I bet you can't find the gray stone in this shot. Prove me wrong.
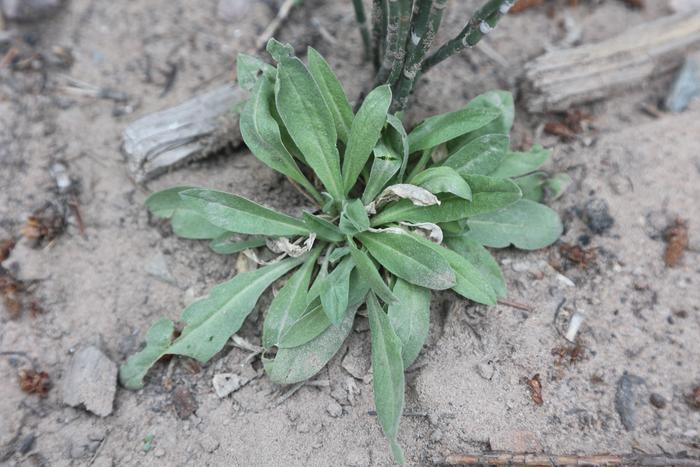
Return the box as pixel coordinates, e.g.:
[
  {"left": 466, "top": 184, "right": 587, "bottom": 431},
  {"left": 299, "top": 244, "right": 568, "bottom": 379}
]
[
  {"left": 665, "top": 53, "right": 700, "bottom": 113},
  {"left": 62, "top": 346, "right": 117, "bottom": 417},
  {"left": 326, "top": 400, "right": 343, "bottom": 418},
  {"left": 580, "top": 198, "right": 614, "bottom": 235},
  {"left": 614, "top": 372, "right": 647, "bottom": 431},
  {"left": 198, "top": 434, "right": 220, "bottom": 453},
  {"left": 216, "top": 0, "right": 252, "bottom": 22},
  {"left": 144, "top": 252, "right": 176, "bottom": 285},
  {"left": 212, "top": 373, "right": 243, "bottom": 398},
  {"left": 1, "top": 0, "right": 62, "bottom": 21}
]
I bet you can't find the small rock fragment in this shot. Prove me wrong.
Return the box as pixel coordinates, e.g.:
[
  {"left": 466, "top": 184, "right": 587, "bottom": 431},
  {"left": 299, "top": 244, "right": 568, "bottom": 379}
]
[
  {"left": 665, "top": 53, "right": 700, "bottom": 113},
  {"left": 199, "top": 434, "right": 220, "bottom": 453},
  {"left": 580, "top": 198, "right": 614, "bottom": 235},
  {"left": 17, "top": 433, "right": 36, "bottom": 455},
  {"left": 216, "top": 0, "right": 251, "bottom": 21},
  {"left": 145, "top": 252, "right": 176, "bottom": 285},
  {"left": 172, "top": 386, "right": 197, "bottom": 419},
  {"left": 326, "top": 400, "right": 343, "bottom": 418},
  {"left": 475, "top": 361, "right": 495, "bottom": 381},
  {"left": 212, "top": 373, "right": 243, "bottom": 398},
  {"left": 614, "top": 372, "right": 647, "bottom": 431},
  {"left": 1, "top": 0, "right": 63, "bottom": 21},
  {"left": 649, "top": 393, "right": 667, "bottom": 409},
  {"left": 430, "top": 429, "right": 443, "bottom": 443},
  {"left": 61, "top": 346, "right": 117, "bottom": 417}
]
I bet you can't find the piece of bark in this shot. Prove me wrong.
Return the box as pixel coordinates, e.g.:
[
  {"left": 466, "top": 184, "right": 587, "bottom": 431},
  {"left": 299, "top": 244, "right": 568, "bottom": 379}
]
[
  {"left": 522, "top": 12, "right": 700, "bottom": 112},
  {"left": 122, "top": 84, "right": 247, "bottom": 182}
]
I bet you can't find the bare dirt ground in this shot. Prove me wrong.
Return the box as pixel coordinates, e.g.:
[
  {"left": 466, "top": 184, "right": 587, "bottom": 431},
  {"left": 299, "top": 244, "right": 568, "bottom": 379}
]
[{"left": 1, "top": 1, "right": 699, "bottom": 466}]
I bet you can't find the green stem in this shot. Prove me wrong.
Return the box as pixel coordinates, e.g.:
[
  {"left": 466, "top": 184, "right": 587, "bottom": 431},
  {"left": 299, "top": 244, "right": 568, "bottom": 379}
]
[
  {"left": 392, "top": 0, "right": 447, "bottom": 111},
  {"left": 421, "top": 0, "right": 513, "bottom": 73},
  {"left": 374, "top": 0, "right": 413, "bottom": 88},
  {"left": 371, "top": 0, "right": 387, "bottom": 70},
  {"left": 352, "top": 0, "right": 373, "bottom": 62},
  {"left": 386, "top": 0, "right": 413, "bottom": 86}
]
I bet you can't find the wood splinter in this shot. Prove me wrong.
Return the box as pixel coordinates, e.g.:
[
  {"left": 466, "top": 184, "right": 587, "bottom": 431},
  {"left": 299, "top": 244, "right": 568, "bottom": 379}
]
[{"left": 442, "top": 452, "right": 700, "bottom": 466}]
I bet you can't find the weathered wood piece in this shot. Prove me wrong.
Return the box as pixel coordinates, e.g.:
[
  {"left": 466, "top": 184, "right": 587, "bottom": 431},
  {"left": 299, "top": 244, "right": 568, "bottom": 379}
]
[
  {"left": 522, "top": 12, "right": 700, "bottom": 112},
  {"left": 122, "top": 84, "right": 247, "bottom": 182}
]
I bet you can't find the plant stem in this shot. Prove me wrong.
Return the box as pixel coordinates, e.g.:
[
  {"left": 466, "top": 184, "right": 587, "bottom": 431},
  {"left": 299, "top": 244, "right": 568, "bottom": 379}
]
[
  {"left": 392, "top": 0, "right": 447, "bottom": 111},
  {"left": 386, "top": 0, "right": 413, "bottom": 86},
  {"left": 352, "top": 0, "right": 372, "bottom": 61},
  {"left": 373, "top": 0, "right": 406, "bottom": 88},
  {"left": 421, "top": 0, "right": 513, "bottom": 73},
  {"left": 371, "top": 0, "right": 387, "bottom": 70}
]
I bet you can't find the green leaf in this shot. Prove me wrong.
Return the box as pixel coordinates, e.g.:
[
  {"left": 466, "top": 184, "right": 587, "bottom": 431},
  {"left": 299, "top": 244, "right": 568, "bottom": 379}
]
[
  {"left": 319, "top": 256, "right": 355, "bottom": 325},
  {"left": 307, "top": 47, "right": 353, "bottom": 143},
  {"left": 358, "top": 231, "right": 456, "bottom": 290},
  {"left": 328, "top": 246, "right": 350, "bottom": 263},
  {"left": 445, "top": 235, "right": 506, "bottom": 298},
  {"left": 179, "top": 188, "right": 309, "bottom": 237},
  {"left": 275, "top": 56, "right": 344, "bottom": 200},
  {"left": 447, "top": 91, "right": 514, "bottom": 151},
  {"left": 367, "top": 293, "right": 406, "bottom": 465},
  {"left": 489, "top": 145, "right": 551, "bottom": 178},
  {"left": 348, "top": 242, "right": 397, "bottom": 304},
  {"left": 266, "top": 300, "right": 358, "bottom": 384},
  {"left": 342, "top": 84, "right": 392, "bottom": 193},
  {"left": 240, "top": 76, "right": 320, "bottom": 199},
  {"left": 362, "top": 139, "right": 402, "bottom": 204},
  {"left": 544, "top": 173, "right": 571, "bottom": 200},
  {"left": 339, "top": 199, "right": 371, "bottom": 235},
  {"left": 236, "top": 53, "right": 275, "bottom": 91},
  {"left": 145, "top": 186, "right": 193, "bottom": 218},
  {"left": 514, "top": 172, "right": 546, "bottom": 202},
  {"left": 266, "top": 38, "right": 294, "bottom": 62},
  {"left": 388, "top": 280, "right": 430, "bottom": 368},
  {"left": 119, "top": 318, "right": 175, "bottom": 389},
  {"left": 407, "top": 107, "right": 501, "bottom": 153},
  {"left": 466, "top": 199, "right": 563, "bottom": 250},
  {"left": 166, "top": 257, "right": 304, "bottom": 362},
  {"left": 371, "top": 176, "right": 521, "bottom": 226},
  {"left": 442, "top": 134, "right": 510, "bottom": 176},
  {"left": 385, "top": 113, "right": 409, "bottom": 181},
  {"left": 209, "top": 234, "right": 267, "bottom": 255},
  {"left": 408, "top": 166, "right": 472, "bottom": 200},
  {"left": 262, "top": 252, "right": 320, "bottom": 348},
  {"left": 302, "top": 212, "right": 344, "bottom": 242},
  {"left": 171, "top": 208, "right": 229, "bottom": 239}
]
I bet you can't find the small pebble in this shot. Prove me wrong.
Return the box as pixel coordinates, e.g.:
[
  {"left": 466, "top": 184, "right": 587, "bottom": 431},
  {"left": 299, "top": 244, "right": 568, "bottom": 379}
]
[
  {"left": 153, "top": 448, "right": 166, "bottom": 458},
  {"left": 326, "top": 400, "right": 343, "bottom": 418},
  {"left": 580, "top": 198, "right": 614, "bottom": 235},
  {"left": 649, "top": 393, "right": 667, "bottom": 409}
]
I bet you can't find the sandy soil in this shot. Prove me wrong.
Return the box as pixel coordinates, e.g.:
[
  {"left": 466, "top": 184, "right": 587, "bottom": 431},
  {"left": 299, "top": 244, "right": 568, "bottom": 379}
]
[{"left": 1, "top": 0, "right": 699, "bottom": 466}]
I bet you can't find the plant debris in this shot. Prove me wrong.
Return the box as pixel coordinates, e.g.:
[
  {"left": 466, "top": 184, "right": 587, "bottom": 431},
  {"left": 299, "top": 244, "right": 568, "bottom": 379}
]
[
  {"left": 510, "top": 0, "right": 545, "bottom": 14},
  {"left": 526, "top": 374, "right": 544, "bottom": 406},
  {"left": 0, "top": 238, "right": 15, "bottom": 262},
  {"left": 687, "top": 385, "right": 700, "bottom": 410},
  {"left": 18, "top": 368, "right": 51, "bottom": 396},
  {"left": 558, "top": 242, "right": 597, "bottom": 268},
  {"left": 21, "top": 203, "right": 66, "bottom": 247},
  {"left": 551, "top": 342, "right": 585, "bottom": 366},
  {"left": 664, "top": 218, "right": 688, "bottom": 267}
]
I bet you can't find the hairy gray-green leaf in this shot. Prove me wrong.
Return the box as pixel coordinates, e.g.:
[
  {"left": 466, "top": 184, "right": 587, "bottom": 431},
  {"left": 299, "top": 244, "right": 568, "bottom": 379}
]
[
  {"left": 544, "top": 173, "right": 572, "bottom": 200},
  {"left": 266, "top": 38, "right": 294, "bottom": 62},
  {"left": 386, "top": 114, "right": 409, "bottom": 181},
  {"left": 445, "top": 235, "right": 506, "bottom": 298},
  {"left": 146, "top": 188, "right": 226, "bottom": 239},
  {"left": 467, "top": 199, "right": 563, "bottom": 250},
  {"left": 237, "top": 53, "right": 275, "bottom": 91},
  {"left": 448, "top": 91, "right": 514, "bottom": 151},
  {"left": 179, "top": 188, "right": 309, "bottom": 237},
  {"left": 276, "top": 56, "right": 343, "bottom": 200},
  {"left": 358, "top": 231, "right": 456, "bottom": 290},
  {"left": 362, "top": 140, "right": 403, "bottom": 205},
  {"left": 407, "top": 107, "right": 501, "bottom": 153},
  {"left": 119, "top": 318, "right": 174, "bottom": 389},
  {"left": 443, "top": 134, "right": 509, "bottom": 176},
  {"left": 240, "top": 76, "right": 319, "bottom": 199},
  {"left": 209, "top": 235, "right": 267, "bottom": 255},
  {"left": 342, "top": 85, "right": 392, "bottom": 193},
  {"left": 348, "top": 242, "right": 397, "bottom": 304},
  {"left": 339, "top": 199, "right": 370, "bottom": 235},
  {"left": 307, "top": 47, "right": 353, "bottom": 144},
  {"left": 262, "top": 252, "right": 320, "bottom": 348},
  {"left": 165, "top": 257, "right": 304, "bottom": 362},
  {"left": 489, "top": 145, "right": 550, "bottom": 178},
  {"left": 302, "top": 212, "right": 344, "bottom": 242},
  {"left": 388, "top": 280, "right": 430, "bottom": 368},
  {"left": 367, "top": 293, "right": 406, "bottom": 465},
  {"left": 319, "top": 256, "right": 355, "bottom": 325},
  {"left": 514, "top": 172, "right": 547, "bottom": 202},
  {"left": 409, "top": 166, "right": 472, "bottom": 200}
]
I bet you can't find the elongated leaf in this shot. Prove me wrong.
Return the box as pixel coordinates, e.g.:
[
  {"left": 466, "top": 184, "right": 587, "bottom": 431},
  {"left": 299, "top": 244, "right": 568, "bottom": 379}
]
[
  {"left": 371, "top": 176, "right": 521, "bottom": 226},
  {"left": 407, "top": 107, "right": 501, "bottom": 153},
  {"left": 409, "top": 166, "right": 472, "bottom": 200},
  {"left": 240, "top": 77, "right": 319, "bottom": 198},
  {"left": 448, "top": 91, "right": 514, "bottom": 151},
  {"left": 209, "top": 235, "right": 267, "bottom": 255},
  {"left": 276, "top": 56, "right": 344, "bottom": 199},
  {"left": 342, "top": 85, "right": 392, "bottom": 193},
  {"left": 145, "top": 187, "right": 228, "bottom": 239},
  {"left": 166, "top": 257, "right": 304, "bottom": 362},
  {"left": 514, "top": 172, "right": 546, "bottom": 202},
  {"left": 266, "top": 38, "right": 294, "bottom": 62},
  {"left": 237, "top": 53, "right": 275, "bottom": 91},
  {"left": 119, "top": 318, "right": 175, "bottom": 389},
  {"left": 307, "top": 47, "right": 353, "bottom": 144},
  {"left": 358, "top": 231, "right": 456, "bottom": 290},
  {"left": 339, "top": 199, "right": 370, "bottom": 235},
  {"left": 367, "top": 293, "right": 406, "bottom": 465},
  {"left": 489, "top": 145, "right": 550, "bottom": 178},
  {"left": 362, "top": 140, "right": 402, "bottom": 204},
  {"left": 544, "top": 173, "right": 572, "bottom": 200},
  {"left": 445, "top": 235, "right": 506, "bottom": 298},
  {"left": 319, "top": 256, "right": 355, "bottom": 325},
  {"left": 385, "top": 114, "right": 409, "bottom": 181},
  {"left": 302, "top": 212, "right": 344, "bottom": 242},
  {"left": 146, "top": 186, "right": 194, "bottom": 218},
  {"left": 349, "top": 243, "right": 397, "bottom": 304},
  {"left": 262, "top": 252, "right": 320, "bottom": 348},
  {"left": 179, "top": 188, "right": 309, "bottom": 236},
  {"left": 443, "top": 134, "right": 509, "bottom": 176},
  {"left": 467, "top": 199, "right": 563, "bottom": 250},
  {"left": 266, "top": 301, "right": 358, "bottom": 384},
  {"left": 388, "top": 280, "right": 430, "bottom": 368}
]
